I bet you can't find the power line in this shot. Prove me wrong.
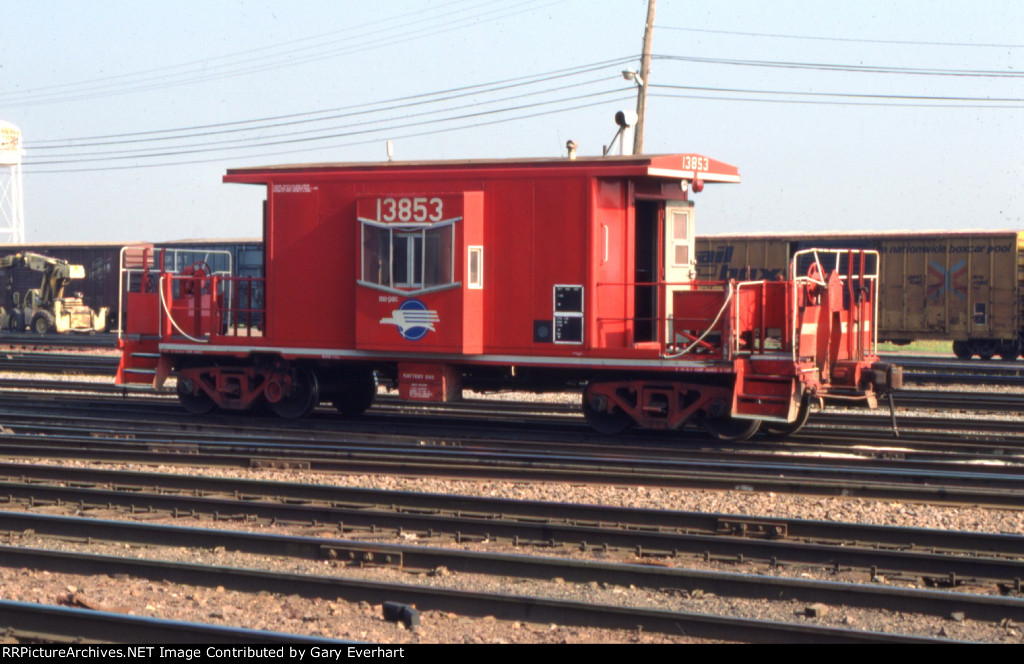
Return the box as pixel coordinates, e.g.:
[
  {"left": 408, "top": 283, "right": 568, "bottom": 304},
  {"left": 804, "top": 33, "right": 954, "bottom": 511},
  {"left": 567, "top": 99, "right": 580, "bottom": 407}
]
[
  {"left": 27, "top": 94, "right": 634, "bottom": 174},
  {"left": 652, "top": 82, "right": 1024, "bottom": 105},
  {"left": 1, "top": 0, "right": 563, "bottom": 108},
  {"left": 26, "top": 61, "right": 1018, "bottom": 169},
  {"left": 655, "top": 54, "right": 1024, "bottom": 78},
  {"left": 24, "top": 85, "right": 630, "bottom": 168},
  {"left": 29, "top": 57, "right": 634, "bottom": 147},
  {"left": 32, "top": 46, "right": 1012, "bottom": 152},
  {"left": 19, "top": 18, "right": 1020, "bottom": 172},
  {"left": 29, "top": 77, "right": 621, "bottom": 163},
  {"left": 660, "top": 25, "right": 1024, "bottom": 49},
  {"left": 652, "top": 90, "right": 1023, "bottom": 109}
]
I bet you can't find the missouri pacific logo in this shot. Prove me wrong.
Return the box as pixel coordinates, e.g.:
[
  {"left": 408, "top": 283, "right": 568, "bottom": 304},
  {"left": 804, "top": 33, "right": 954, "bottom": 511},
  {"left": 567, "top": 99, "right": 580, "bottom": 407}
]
[
  {"left": 380, "top": 299, "right": 440, "bottom": 341},
  {"left": 927, "top": 260, "right": 967, "bottom": 301}
]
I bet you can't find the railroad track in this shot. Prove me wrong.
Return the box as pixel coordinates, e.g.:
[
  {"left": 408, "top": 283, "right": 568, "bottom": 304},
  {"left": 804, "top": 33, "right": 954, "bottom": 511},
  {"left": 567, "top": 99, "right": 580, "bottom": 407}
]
[
  {"left": 3, "top": 347, "right": 1024, "bottom": 387},
  {"left": 0, "top": 351, "right": 119, "bottom": 375},
  {"left": 0, "top": 332, "right": 117, "bottom": 351},
  {"left": 18, "top": 510, "right": 1024, "bottom": 623},
  {"left": 0, "top": 511, "right": 982, "bottom": 644},
  {"left": 0, "top": 461, "right": 1015, "bottom": 640},
  {"left": 0, "top": 368, "right": 1021, "bottom": 454},
  {"left": 0, "top": 397, "right": 1022, "bottom": 508},
  {"left": 2, "top": 367, "right": 1024, "bottom": 442},
  {"left": 0, "top": 599, "right": 345, "bottom": 645},
  {"left": 7, "top": 349, "right": 1024, "bottom": 389},
  {"left": 2, "top": 464, "right": 1023, "bottom": 589},
  {"left": 0, "top": 353, "right": 1020, "bottom": 642},
  {"left": 886, "top": 355, "right": 1024, "bottom": 387}
]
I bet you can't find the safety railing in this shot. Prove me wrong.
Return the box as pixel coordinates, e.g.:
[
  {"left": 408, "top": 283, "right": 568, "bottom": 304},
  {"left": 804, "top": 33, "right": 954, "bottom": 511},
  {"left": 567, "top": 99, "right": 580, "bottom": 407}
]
[
  {"left": 118, "top": 246, "right": 265, "bottom": 341},
  {"left": 789, "top": 248, "right": 880, "bottom": 362},
  {"left": 594, "top": 247, "right": 880, "bottom": 364}
]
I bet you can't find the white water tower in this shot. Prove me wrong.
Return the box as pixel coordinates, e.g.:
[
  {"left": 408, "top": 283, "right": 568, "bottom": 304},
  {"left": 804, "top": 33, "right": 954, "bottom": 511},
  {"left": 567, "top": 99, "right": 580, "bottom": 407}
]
[{"left": 0, "top": 121, "right": 25, "bottom": 244}]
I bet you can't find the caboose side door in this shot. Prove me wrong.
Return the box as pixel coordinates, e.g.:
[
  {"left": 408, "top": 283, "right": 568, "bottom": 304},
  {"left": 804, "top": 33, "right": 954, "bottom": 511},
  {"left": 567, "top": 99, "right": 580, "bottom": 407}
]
[
  {"left": 633, "top": 200, "right": 660, "bottom": 343},
  {"left": 633, "top": 199, "right": 695, "bottom": 346},
  {"left": 662, "top": 202, "right": 695, "bottom": 345}
]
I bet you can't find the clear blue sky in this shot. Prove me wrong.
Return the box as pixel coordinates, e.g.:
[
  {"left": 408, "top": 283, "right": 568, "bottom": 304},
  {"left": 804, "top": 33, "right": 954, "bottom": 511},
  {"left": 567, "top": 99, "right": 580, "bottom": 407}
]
[{"left": 1, "top": 0, "right": 1021, "bottom": 242}]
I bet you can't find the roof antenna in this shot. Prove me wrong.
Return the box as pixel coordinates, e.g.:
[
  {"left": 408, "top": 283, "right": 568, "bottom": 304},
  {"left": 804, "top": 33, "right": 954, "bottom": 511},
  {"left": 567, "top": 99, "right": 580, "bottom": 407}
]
[{"left": 386, "top": 140, "right": 394, "bottom": 162}]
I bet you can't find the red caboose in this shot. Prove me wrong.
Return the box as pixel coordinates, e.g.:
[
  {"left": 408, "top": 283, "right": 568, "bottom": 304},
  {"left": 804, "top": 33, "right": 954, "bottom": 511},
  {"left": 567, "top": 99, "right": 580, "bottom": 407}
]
[{"left": 117, "top": 154, "right": 900, "bottom": 440}]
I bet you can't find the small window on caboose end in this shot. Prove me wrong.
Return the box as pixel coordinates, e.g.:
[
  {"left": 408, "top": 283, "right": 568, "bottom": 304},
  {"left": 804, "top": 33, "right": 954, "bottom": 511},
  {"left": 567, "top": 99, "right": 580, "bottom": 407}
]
[
  {"left": 670, "top": 209, "right": 693, "bottom": 267},
  {"left": 468, "top": 246, "right": 483, "bottom": 289}
]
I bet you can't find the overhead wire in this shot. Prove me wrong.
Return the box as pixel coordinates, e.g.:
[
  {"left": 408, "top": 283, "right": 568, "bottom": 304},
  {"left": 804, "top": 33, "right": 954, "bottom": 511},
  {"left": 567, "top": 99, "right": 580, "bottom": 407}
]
[
  {"left": 29, "top": 92, "right": 636, "bottom": 173},
  {"left": 650, "top": 82, "right": 1024, "bottom": 107},
  {"left": 1, "top": 0, "right": 562, "bottom": 108},
  {"left": 24, "top": 54, "right": 638, "bottom": 169},
  {"left": 659, "top": 25, "right": 1024, "bottom": 49},
  {"left": 654, "top": 54, "right": 1024, "bottom": 78},
  {"left": 19, "top": 12, "right": 1021, "bottom": 172},
  {"left": 30, "top": 57, "right": 635, "bottom": 149},
  {"left": 32, "top": 47, "right": 1015, "bottom": 155},
  {"left": 650, "top": 90, "right": 1024, "bottom": 110},
  {"left": 28, "top": 77, "right": 626, "bottom": 164}
]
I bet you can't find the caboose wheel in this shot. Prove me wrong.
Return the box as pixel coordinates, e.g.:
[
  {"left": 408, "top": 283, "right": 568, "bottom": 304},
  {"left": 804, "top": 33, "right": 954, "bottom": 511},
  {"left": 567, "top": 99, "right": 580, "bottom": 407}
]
[
  {"left": 332, "top": 368, "right": 377, "bottom": 417},
  {"left": 582, "top": 390, "right": 633, "bottom": 435},
  {"left": 270, "top": 366, "right": 320, "bottom": 419},
  {"left": 760, "top": 396, "right": 811, "bottom": 439},
  {"left": 177, "top": 378, "right": 216, "bottom": 415},
  {"left": 703, "top": 416, "right": 761, "bottom": 442}
]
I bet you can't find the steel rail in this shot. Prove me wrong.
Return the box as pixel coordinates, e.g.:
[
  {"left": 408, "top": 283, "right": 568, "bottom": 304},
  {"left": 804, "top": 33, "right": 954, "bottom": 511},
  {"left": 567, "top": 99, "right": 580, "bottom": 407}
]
[
  {"left": 4, "top": 374, "right": 1024, "bottom": 445},
  {"left": 0, "top": 544, "right": 951, "bottom": 644},
  {"left": 4, "top": 354, "right": 1024, "bottom": 431},
  {"left": 1, "top": 409, "right": 1024, "bottom": 508},
  {"left": 0, "top": 331, "right": 117, "bottom": 349},
  {"left": 3, "top": 389, "right": 1024, "bottom": 466},
  {"left": 7, "top": 510, "right": 1024, "bottom": 625},
  {"left": 1, "top": 469, "right": 1023, "bottom": 586},
  {"left": 0, "top": 599, "right": 348, "bottom": 644},
  {"left": 2, "top": 462, "right": 1021, "bottom": 558},
  {"left": 2, "top": 435, "right": 1024, "bottom": 509},
  {"left": 0, "top": 352, "right": 118, "bottom": 375},
  {"left": 0, "top": 387, "right": 1021, "bottom": 470},
  {"left": 3, "top": 404, "right": 1024, "bottom": 477}
]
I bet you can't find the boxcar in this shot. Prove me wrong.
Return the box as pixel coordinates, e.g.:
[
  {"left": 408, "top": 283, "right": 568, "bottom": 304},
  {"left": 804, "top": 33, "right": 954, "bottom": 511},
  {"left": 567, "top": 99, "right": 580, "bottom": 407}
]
[{"left": 697, "top": 230, "right": 1024, "bottom": 360}]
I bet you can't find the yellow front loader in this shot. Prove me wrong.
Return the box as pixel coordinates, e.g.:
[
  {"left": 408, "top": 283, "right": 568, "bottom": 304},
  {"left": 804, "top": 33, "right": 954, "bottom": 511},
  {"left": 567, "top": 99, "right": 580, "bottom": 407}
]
[{"left": 0, "top": 252, "right": 108, "bottom": 334}]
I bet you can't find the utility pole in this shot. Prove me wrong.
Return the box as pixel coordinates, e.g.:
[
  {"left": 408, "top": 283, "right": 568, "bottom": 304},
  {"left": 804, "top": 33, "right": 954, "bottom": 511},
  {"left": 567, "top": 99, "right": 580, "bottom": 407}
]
[{"left": 633, "top": 0, "right": 656, "bottom": 155}]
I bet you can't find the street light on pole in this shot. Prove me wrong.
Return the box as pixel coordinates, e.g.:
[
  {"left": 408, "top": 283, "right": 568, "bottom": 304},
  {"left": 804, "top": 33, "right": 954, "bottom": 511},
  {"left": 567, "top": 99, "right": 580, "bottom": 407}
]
[
  {"left": 622, "top": 69, "right": 644, "bottom": 88},
  {"left": 621, "top": 69, "right": 645, "bottom": 156}
]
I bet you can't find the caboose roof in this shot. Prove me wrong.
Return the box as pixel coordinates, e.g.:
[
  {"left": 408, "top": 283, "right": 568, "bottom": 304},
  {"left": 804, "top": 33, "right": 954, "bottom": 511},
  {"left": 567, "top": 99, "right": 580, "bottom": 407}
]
[{"left": 223, "top": 153, "right": 740, "bottom": 185}]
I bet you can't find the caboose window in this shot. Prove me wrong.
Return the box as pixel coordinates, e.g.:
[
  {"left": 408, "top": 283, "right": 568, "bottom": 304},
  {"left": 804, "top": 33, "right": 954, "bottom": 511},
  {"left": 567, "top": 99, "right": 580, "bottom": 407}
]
[
  {"left": 423, "top": 225, "right": 453, "bottom": 288},
  {"left": 670, "top": 209, "right": 693, "bottom": 268},
  {"left": 362, "top": 226, "right": 391, "bottom": 285},
  {"left": 360, "top": 220, "right": 456, "bottom": 294},
  {"left": 468, "top": 246, "right": 483, "bottom": 289},
  {"left": 393, "top": 233, "right": 422, "bottom": 287}
]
